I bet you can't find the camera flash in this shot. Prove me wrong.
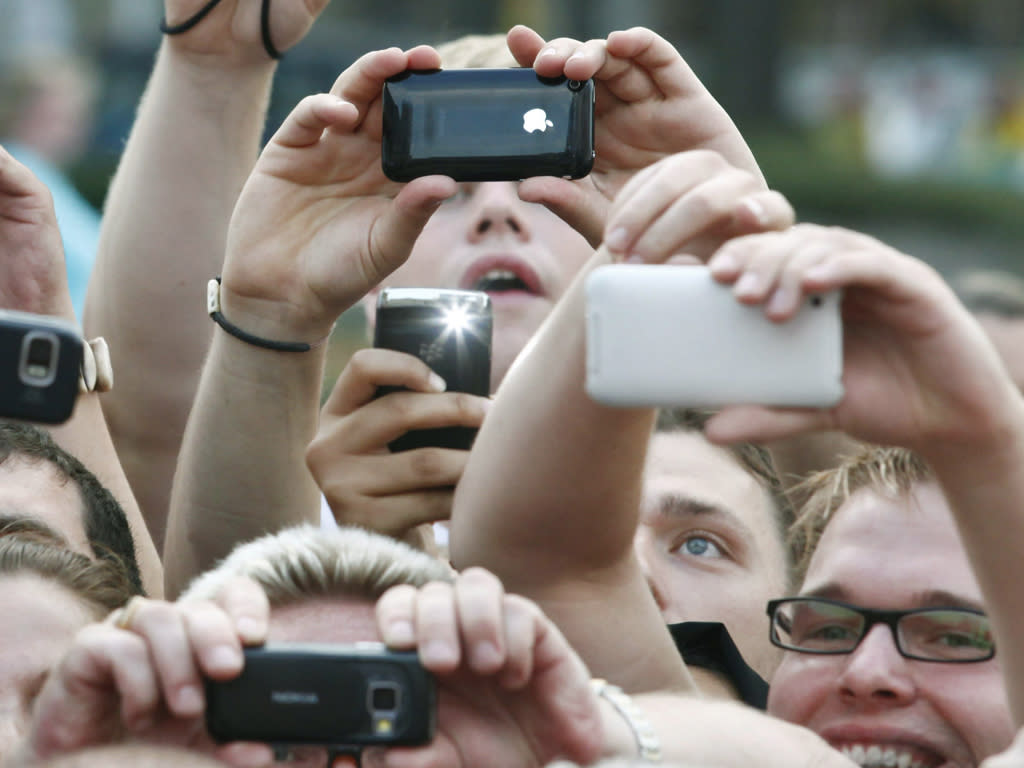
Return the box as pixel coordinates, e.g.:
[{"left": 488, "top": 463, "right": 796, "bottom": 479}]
[
  {"left": 374, "top": 718, "right": 394, "bottom": 735},
  {"left": 443, "top": 305, "right": 471, "bottom": 333}
]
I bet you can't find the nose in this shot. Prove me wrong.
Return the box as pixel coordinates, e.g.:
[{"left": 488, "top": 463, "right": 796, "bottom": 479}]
[
  {"left": 836, "top": 624, "right": 918, "bottom": 706},
  {"left": 465, "top": 182, "right": 532, "bottom": 243}
]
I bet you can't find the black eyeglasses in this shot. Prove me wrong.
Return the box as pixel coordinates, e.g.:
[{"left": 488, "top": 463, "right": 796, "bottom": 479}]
[{"left": 766, "top": 596, "right": 995, "bottom": 663}]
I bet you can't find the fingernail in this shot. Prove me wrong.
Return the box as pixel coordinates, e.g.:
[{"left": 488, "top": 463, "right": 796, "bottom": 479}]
[
  {"left": 567, "top": 51, "right": 585, "bottom": 63},
  {"left": 734, "top": 272, "right": 761, "bottom": 296},
  {"left": 742, "top": 198, "right": 766, "bottom": 225},
  {"left": 625, "top": 253, "right": 645, "bottom": 265},
  {"left": 387, "top": 620, "right": 415, "bottom": 647},
  {"left": 176, "top": 684, "right": 204, "bottom": 715},
  {"left": 471, "top": 641, "right": 502, "bottom": 670},
  {"left": 710, "top": 252, "right": 737, "bottom": 273},
  {"left": 428, "top": 372, "right": 447, "bottom": 393},
  {"left": 538, "top": 46, "right": 557, "bottom": 59},
  {"left": 767, "top": 285, "right": 795, "bottom": 315},
  {"left": 421, "top": 640, "right": 457, "bottom": 668},
  {"left": 236, "top": 617, "right": 263, "bottom": 643},
  {"left": 208, "top": 645, "right": 243, "bottom": 673},
  {"left": 605, "top": 227, "right": 630, "bottom": 252}
]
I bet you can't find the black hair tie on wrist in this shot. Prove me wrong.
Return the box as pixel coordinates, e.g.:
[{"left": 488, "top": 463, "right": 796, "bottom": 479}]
[{"left": 160, "top": 0, "right": 282, "bottom": 60}]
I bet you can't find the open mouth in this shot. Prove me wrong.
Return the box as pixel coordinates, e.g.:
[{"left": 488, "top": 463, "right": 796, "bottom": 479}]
[
  {"left": 836, "top": 743, "right": 945, "bottom": 768},
  {"left": 471, "top": 269, "right": 533, "bottom": 294}
]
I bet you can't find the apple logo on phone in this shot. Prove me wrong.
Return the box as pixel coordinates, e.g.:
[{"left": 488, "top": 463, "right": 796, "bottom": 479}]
[{"left": 523, "top": 108, "right": 554, "bottom": 134}]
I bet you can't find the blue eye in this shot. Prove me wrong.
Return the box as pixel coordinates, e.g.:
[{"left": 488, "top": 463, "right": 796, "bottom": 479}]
[{"left": 681, "top": 536, "right": 723, "bottom": 558}]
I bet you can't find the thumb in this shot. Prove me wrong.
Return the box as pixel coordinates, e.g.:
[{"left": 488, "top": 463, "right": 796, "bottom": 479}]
[
  {"left": 367, "top": 176, "right": 457, "bottom": 275},
  {"left": 518, "top": 177, "right": 605, "bottom": 249}
]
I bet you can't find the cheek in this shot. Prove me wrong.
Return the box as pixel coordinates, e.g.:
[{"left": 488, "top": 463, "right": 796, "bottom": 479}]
[
  {"left": 767, "top": 655, "right": 832, "bottom": 725},
  {"left": 931, "top": 667, "right": 1015, "bottom": 759}
]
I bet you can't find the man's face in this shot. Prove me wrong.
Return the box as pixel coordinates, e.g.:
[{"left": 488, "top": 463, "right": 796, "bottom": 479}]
[
  {"left": 634, "top": 430, "right": 789, "bottom": 681},
  {"left": 368, "top": 181, "right": 594, "bottom": 391},
  {"left": 767, "top": 482, "right": 1014, "bottom": 768},
  {"left": 0, "top": 575, "right": 97, "bottom": 760},
  {"left": 0, "top": 459, "right": 89, "bottom": 556}
]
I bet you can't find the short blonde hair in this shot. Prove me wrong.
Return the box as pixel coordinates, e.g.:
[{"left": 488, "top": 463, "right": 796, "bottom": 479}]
[
  {"left": 436, "top": 33, "right": 517, "bottom": 69},
  {"left": 788, "top": 446, "right": 933, "bottom": 584},
  {"left": 180, "top": 524, "right": 454, "bottom": 607}
]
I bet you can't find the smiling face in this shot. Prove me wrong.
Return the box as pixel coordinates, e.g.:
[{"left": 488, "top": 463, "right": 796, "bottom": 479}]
[
  {"left": 634, "top": 430, "right": 790, "bottom": 681},
  {"left": 367, "top": 181, "right": 594, "bottom": 391},
  {"left": 766, "top": 482, "right": 1014, "bottom": 768}
]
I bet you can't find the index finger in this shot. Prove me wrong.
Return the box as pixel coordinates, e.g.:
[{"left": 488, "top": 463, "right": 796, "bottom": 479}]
[
  {"left": 599, "top": 27, "right": 696, "bottom": 102},
  {"left": 199, "top": 577, "right": 271, "bottom": 647},
  {"left": 322, "top": 347, "right": 447, "bottom": 417}
]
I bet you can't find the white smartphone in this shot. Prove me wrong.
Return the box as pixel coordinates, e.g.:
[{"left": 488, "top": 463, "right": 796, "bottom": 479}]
[{"left": 584, "top": 264, "right": 844, "bottom": 408}]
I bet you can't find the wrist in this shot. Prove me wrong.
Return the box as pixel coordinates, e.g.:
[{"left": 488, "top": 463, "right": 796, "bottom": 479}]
[
  {"left": 592, "top": 679, "right": 661, "bottom": 762},
  {"left": 213, "top": 276, "right": 337, "bottom": 352},
  {"left": 158, "top": 40, "right": 276, "bottom": 108}
]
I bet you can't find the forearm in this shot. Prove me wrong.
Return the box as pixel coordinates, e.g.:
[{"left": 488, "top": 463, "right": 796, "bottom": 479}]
[
  {"left": 163, "top": 331, "right": 323, "bottom": 597},
  {"left": 628, "top": 693, "right": 856, "bottom": 767},
  {"left": 922, "top": 398, "right": 1024, "bottom": 725},
  {"left": 451, "top": 247, "right": 654, "bottom": 584},
  {"left": 84, "top": 41, "right": 276, "bottom": 549},
  {"left": 450, "top": 250, "right": 688, "bottom": 692}
]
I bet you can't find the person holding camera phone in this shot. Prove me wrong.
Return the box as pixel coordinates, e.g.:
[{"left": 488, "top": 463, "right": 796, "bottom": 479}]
[
  {"left": 0, "top": 144, "right": 163, "bottom": 596},
  {"left": 14, "top": 523, "right": 855, "bottom": 768},
  {"left": 450, "top": 148, "right": 1024, "bottom": 763},
  {"left": 162, "top": 23, "right": 768, "bottom": 596},
  {"left": 83, "top": 0, "right": 333, "bottom": 560}
]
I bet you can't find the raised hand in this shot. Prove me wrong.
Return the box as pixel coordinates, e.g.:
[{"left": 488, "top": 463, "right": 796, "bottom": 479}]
[
  {"left": 373, "top": 568, "right": 605, "bottom": 768},
  {"left": 161, "top": 0, "right": 332, "bottom": 64},
  {"left": 0, "top": 145, "right": 74, "bottom": 318},
  {"left": 702, "top": 223, "right": 1020, "bottom": 456},
  {"left": 15, "top": 579, "right": 271, "bottom": 766},
  {"left": 219, "top": 46, "right": 459, "bottom": 344},
  {"left": 307, "top": 348, "right": 490, "bottom": 538},
  {"left": 507, "top": 25, "right": 763, "bottom": 249}
]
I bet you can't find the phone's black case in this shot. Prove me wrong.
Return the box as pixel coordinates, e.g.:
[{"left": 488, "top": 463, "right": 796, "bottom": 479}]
[
  {"left": 0, "top": 311, "right": 82, "bottom": 424},
  {"left": 205, "top": 646, "right": 436, "bottom": 747},
  {"left": 374, "top": 289, "right": 492, "bottom": 453},
  {"left": 382, "top": 68, "right": 595, "bottom": 182}
]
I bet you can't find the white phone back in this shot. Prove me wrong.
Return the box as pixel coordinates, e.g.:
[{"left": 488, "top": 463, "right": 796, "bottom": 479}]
[{"left": 584, "top": 264, "right": 844, "bottom": 408}]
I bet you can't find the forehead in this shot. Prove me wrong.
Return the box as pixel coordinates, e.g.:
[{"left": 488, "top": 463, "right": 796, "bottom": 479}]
[
  {"left": 0, "top": 459, "right": 88, "bottom": 555},
  {"left": 0, "top": 574, "right": 95, "bottom": 667},
  {"left": 643, "top": 431, "right": 777, "bottom": 531},
  {"left": 802, "top": 481, "right": 982, "bottom": 608},
  {"left": 268, "top": 596, "right": 381, "bottom": 645}
]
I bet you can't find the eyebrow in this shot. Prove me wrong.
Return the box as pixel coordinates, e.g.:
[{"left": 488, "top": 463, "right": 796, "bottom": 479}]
[
  {"left": 801, "top": 583, "right": 986, "bottom": 613},
  {"left": 652, "top": 492, "right": 755, "bottom": 541}
]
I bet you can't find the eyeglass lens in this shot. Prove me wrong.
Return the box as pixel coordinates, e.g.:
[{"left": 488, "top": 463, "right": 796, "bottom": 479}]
[{"left": 772, "top": 599, "right": 993, "bottom": 661}]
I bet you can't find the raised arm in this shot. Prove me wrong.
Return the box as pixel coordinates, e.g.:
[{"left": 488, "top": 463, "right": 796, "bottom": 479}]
[
  {"left": 83, "top": 0, "right": 331, "bottom": 551},
  {"left": 0, "top": 145, "right": 162, "bottom": 595},
  {"left": 450, "top": 151, "right": 793, "bottom": 693},
  {"left": 699, "top": 224, "right": 1024, "bottom": 725},
  {"left": 163, "top": 46, "right": 460, "bottom": 596}
]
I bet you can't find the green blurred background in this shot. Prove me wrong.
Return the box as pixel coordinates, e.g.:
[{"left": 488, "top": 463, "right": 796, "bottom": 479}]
[{"left": 6, "top": 0, "right": 1024, "bottom": 384}]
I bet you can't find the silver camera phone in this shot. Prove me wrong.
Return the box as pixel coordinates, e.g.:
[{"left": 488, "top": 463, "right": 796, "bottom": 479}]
[{"left": 584, "top": 264, "right": 844, "bottom": 408}]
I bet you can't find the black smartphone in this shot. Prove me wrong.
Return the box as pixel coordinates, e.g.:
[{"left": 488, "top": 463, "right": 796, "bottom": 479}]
[
  {"left": 373, "top": 288, "right": 492, "bottom": 453},
  {"left": 381, "top": 68, "right": 595, "bottom": 182},
  {"left": 205, "top": 644, "right": 436, "bottom": 748},
  {"left": 0, "top": 309, "right": 82, "bottom": 424}
]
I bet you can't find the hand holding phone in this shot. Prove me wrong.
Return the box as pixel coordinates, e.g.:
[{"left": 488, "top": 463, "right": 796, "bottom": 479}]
[
  {"left": 205, "top": 644, "right": 435, "bottom": 749},
  {"left": 381, "top": 68, "right": 595, "bottom": 182},
  {"left": 373, "top": 288, "right": 492, "bottom": 452},
  {"left": 585, "top": 265, "right": 843, "bottom": 408}
]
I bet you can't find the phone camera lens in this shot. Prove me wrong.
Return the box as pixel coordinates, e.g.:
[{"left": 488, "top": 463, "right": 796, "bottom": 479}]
[
  {"left": 20, "top": 332, "right": 57, "bottom": 385},
  {"left": 568, "top": 79, "right": 584, "bottom": 92},
  {"left": 370, "top": 682, "right": 399, "bottom": 712}
]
